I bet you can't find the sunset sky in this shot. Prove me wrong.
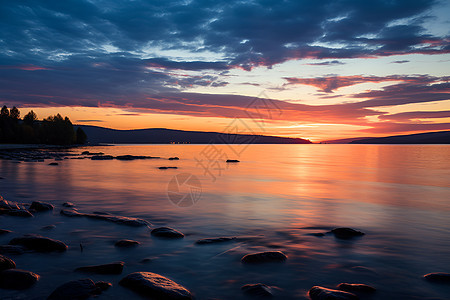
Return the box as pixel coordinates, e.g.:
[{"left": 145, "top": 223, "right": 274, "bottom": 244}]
[{"left": 1, "top": 0, "right": 449, "bottom": 141}]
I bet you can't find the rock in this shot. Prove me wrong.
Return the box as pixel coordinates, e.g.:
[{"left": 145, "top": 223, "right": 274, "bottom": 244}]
[
  {"left": 151, "top": 227, "right": 184, "bottom": 238},
  {"left": 196, "top": 237, "right": 236, "bottom": 245},
  {"left": 338, "top": 283, "right": 376, "bottom": 293},
  {"left": 95, "top": 281, "right": 112, "bottom": 291},
  {"left": 159, "top": 166, "right": 178, "bottom": 170},
  {"left": 30, "top": 201, "right": 54, "bottom": 212},
  {"left": 0, "top": 196, "right": 33, "bottom": 217},
  {"left": 75, "top": 262, "right": 124, "bottom": 274},
  {"left": 41, "top": 225, "right": 56, "bottom": 230},
  {"left": 60, "top": 209, "right": 150, "bottom": 227},
  {"left": 0, "top": 229, "right": 12, "bottom": 235},
  {"left": 91, "top": 155, "right": 114, "bottom": 160},
  {"left": 169, "top": 157, "right": 179, "bottom": 160},
  {"left": 62, "top": 202, "right": 74, "bottom": 207},
  {"left": 308, "top": 233, "right": 325, "bottom": 237},
  {"left": 0, "top": 254, "right": 16, "bottom": 271},
  {"left": 48, "top": 162, "right": 59, "bottom": 166},
  {"left": 423, "top": 272, "right": 450, "bottom": 283},
  {"left": 331, "top": 228, "right": 365, "bottom": 239},
  {"left": 9, "top": 234, "right": 68, "bottom": 252},
  {"left": 47, "top": 278, "right": 108, "bottom": 299},
  {"left": 241, "top": 251, "right": 287, "bottom": 264},
  {"left": 241, "top": 283, "right": 273, "bottom": 297},
  {"left": 308, "top": 286, "right": 358, "bottom": 300},
  {"left": 115, "top": 239, "right": 140, "bottom": 247},
  {"left": 0, "top": 269, "right": 39, "bottom": 290},
  {"left": 119, "top": 271, "right": 192, "bottom": 300},
  {"left": 81, "top": 151, "right": 90, "bottom": 155},
  {"left": 226, "top": 159, "right": 240, "bottom": 163},
  {"left": 0, "top": 245, "right": 27, "bottom": 255},
  {"left": 4, "top": 209, "right": 34, "bottom": 217}
]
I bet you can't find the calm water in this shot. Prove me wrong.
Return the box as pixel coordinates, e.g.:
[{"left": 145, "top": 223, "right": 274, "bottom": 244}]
[{"left": 0, "top": 144, "right": 449, "bottom": 299}]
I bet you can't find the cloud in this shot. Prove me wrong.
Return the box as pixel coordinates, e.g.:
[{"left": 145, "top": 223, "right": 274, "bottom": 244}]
[
  {"left": 76, "top": 120, "right": 104, "bottom": 123},
  {"left": 391, "top": 60, "right": 410, "bottom": 64},
  {"left": 378, "top": 111, "right": 450, "bottom": 121},
  {"left": 306, "top": 60, "right": 345, "bottom": 66}
]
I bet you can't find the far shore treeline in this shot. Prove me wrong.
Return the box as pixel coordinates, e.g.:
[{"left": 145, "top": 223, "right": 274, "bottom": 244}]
[{"left": 0, "top": 105, "right": 87, "bottom": 145}]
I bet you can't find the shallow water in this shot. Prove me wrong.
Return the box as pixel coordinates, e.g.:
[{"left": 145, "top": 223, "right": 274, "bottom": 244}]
[{"left": 0, "top": 144, "right": 449, "bottom": 299}]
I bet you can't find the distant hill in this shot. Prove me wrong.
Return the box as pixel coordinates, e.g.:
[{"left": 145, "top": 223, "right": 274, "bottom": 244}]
[
  {"left": 321, "top": 137, "right": 371, "bottom": 144},
  {"left": 76, "top": 125, "right": 312, "bottom": 144},
  {"left": 350, "top": 131, "right": 450, "bottom": 144}
]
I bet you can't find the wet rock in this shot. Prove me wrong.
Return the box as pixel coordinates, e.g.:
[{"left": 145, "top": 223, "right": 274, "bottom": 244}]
[
  {"left": 9, "top": 234, "right": 68, "bottom": 252},
  {"left": 0, "top": 229, "right": 12, "bottom": 235},
  {"left": 91, "top": 155, "right": 114, "bottom": 160},
  {"left": 115, "top": 155, "right": 155, "bottom": 160},
  {"left": 60, "top": 209, "right": 150, "bottom": 227},
  {"left": 241, "top": 283, "right": 273, "bottom": 297},
  {"left": 226, "top": 159, "right": 240, "bottom": 163},
  {"left": 169, "top": 157, "right": 179, "bottom": 160},
  {"left": 81, "top": 151, "right": 90, "bottom": 155},
  {"left": 241, "top": 251, "right": 287, "bottom": 264},
  {"left": 0, "top": 245, "right": 27, "bottom": 255},
  {"left": 309, "top": 233, "right": 325, "bottom": 237},
  {"left": 0, "top": 254, "right": 15, "bottom": 271},
  {"left": 159, "top": 166, "right": 178, "bottom": 170},
  {"left": 62, "top": 202, "right": 74, "bottom": 207},
  {"left": 338, "top": 283, "right": 376, "bottom": 293},
  {"left": 196, "top": 237, "right": 236, "bottom": 245},
  {"left": 151, "top": 227, "right": 184, "bottom": 238},
  {"left": 95, "top": 281, "right": 112, "bottom": 291},
  {"left": 331, "top": 228, "right": 365, "bottom": 239},
  {"left": 48, "top": 162, "right": 59, "bottom": 166},
  {"left": 308, "top": 286, "right": 358, "bottom": 300},
  {"left": 75, "top": 262, "right": 124, "bottom": 274},
  {"left": 424, "top": 273, "right": 450, "bottom": 283},
  {"left": 47, "top": 278, "right": 108, "bottom": 299},
  {"left": 0, "top": 197, "right": 33, "bottom": 217},
  {"left": 115, "top": 239, "right": 140, "bottom": 247},
  {"left": 119, "top": 271, "right": 192, "bottom": 300},
  {"left": 30, "top": 201, "right": 54, "bottom": 212},
  {"left": 0, "top": 269, "right": 39, "bottom": 290}
]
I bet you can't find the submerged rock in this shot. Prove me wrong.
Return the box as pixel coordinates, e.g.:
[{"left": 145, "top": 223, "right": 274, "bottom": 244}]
[
  {"left": 0, "top": 229, "right": 12, "bottom": 235},
  {"left": 424, "top": 272, "right": 450, "bottom": 283},
  {"left": 41, "top": 225, "right": 56, "bottom": 231},
  {"left": 9, "top": 234, "right": 68, "bottom": 252},
  {"left": 30, "top": 201, "right": 54, "bottom": 212},
  {"left": 62, "top": 202, "right": 74, "bottom": 207},
  {"left": 241, "top": 283, "right": 274, "bottom": 297},
  {"left": 60, "top": 209, "right": 150, "bottom": 227},
  {"left": 0, "top": 245, "right": 27, "bottom": 255},
  {"left": 75, "top": 262, "right": 124, "bottom": 274},
  {"left": 91, "top": 155, "right": 114, "bottom": 160},
  {"left": 0, "top": 269, "right": 39, "bottom": 290},
  {"left": 115, "top": 239, "right": 140, "bottom": 247},
  {"left": 241, "top": 251, "right": 287, "bottom": 264},
  {"left": 159, "top": 166, "right": 178, "bottom": 170},
  {"left": 151, "top": 227, "right": 184, "bottom": 238},
  {"left": 47, "top": 278, "right": 109, "bottom": 299},
  {"left": 196, "top": 237, "right": 236, "bottom": 245},
  {"left": 309, "top": 286, "right": 358, "bottom": 300},
  {"left": 330, "top": 228, "right": 365, "bottom": 239},
  {"left": 0, "top": 254, "right": 16, "bottom": 271},
  {"left": 119, "top": 271, "right": 192, "bottom": 300},
  {"left": 169, "top": 157, "right": 179, "bottom": 160},
  {"left": 338, "top": 283, "right": 376, "bottom": 293},
  {"left": 48, "top": 162, "right": 59, "bottom": 166}
]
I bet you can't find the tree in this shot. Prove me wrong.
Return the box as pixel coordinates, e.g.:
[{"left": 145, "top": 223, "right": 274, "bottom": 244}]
[
  {"left": 9, "top": 106, "right": 20, "bottom": 120},
  {"left": 23, "top": 110, "right": 37, "bottom": 126},
  {"left": 76, "top": 127, "right": 87, "bottom": 144},
  {"left": 0, "top": 105, "right": 9, "bottom": 119}
]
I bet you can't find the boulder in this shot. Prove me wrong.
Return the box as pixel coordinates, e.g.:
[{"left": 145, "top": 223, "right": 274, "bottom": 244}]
[
  {"left": 30, "top": 201, "right": 54, "bottom": 212},
  {"left": 338, "top": 283, "right": 376, "bottom": 293},
  {"left": 330, "top": 228, "right": 364, "bottom": 239},
  {"left": 0, "top": 245, "right": 27, "bottom": 255},
  {"left": 0, "top": 197, "right": 33, "bottom": 217},
  {"left": 9, "top": 234, "right": 68, "bottom": 252},
  {"left": 309, "top": 286, "right": 358, "bottom": 300},
  {"left": 75, "top": 262, "right": 124, "bottom": 274},
  {"left": 119, "top": 271, "right": 192, "bottom": 300},
  {"left": 423, "top": 272, "right": 450, "bottom": 283},
  {"left": 47, "top": 278, "right": 109, "bottom": 299},
  {"left": 241, "top": 251, "right": 287, "bottom": 264},
  {"left": 241, "top": 283, "right": 273, "bottom": 297},
  {"left": 0, "top": 269, "right": 39, "bottom": 290},
  {"left": 60, "top": 209, "right": 150, "bottom": 227},
  {"left": 115, "top": 239, "right": 140, "bottom": 247},
  {"left": 196, "top": 237, "right": 236, "bottom": 245},
  {"left": 151, "top": 227, "right": 184, "bottom": 238},
  {"left": 0, "top": 254, "right": 16, "bottom": 271}
]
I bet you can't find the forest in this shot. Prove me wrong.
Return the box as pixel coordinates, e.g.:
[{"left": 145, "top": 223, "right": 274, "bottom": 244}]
[{"left": 0, "top": 105, "right": 87, "bottom": 145}]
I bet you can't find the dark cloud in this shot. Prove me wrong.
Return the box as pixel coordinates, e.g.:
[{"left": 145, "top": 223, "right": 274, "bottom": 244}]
[
  {"left": 391, "top": 60, "right": 410, "bottom": 64},
  {"left": 76, "top": 120, "right": 104, "bottom": 123},
  {"left": 378, "top": 111, "right": 450, "bottom": 121},
  {"left": 306, "top": 60, "right": 345, "bottom": 66}
]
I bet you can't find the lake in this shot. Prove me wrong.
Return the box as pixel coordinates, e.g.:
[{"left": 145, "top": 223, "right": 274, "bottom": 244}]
[{"left": 0, "top": 144, "right": 449, "bottom": 299}]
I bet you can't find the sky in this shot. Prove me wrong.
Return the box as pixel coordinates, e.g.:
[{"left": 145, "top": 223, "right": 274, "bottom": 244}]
[{"left": 0, "top": 0, "right": 449, "bottom": 141}]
